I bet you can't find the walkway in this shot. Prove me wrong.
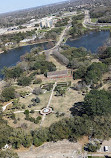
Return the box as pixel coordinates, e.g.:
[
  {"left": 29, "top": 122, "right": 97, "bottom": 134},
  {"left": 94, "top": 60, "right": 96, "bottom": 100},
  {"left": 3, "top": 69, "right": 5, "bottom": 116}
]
[
  {"left": 40, "top": 82, "right": 57, "bottom": 125},
  {"left": 2, "top": 102, "right": 12, "bottom": 112}
]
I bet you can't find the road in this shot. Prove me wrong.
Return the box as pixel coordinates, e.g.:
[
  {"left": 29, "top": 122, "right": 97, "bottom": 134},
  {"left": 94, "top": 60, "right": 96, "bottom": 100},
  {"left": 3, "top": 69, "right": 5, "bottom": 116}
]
[
  {"left": 83, "top": 10, "right": 111, "bottom": 28},
  {"left": 2, "top": 22, "right": 71, "bottom": 113},
  {"left": 39, "top": 23, "right": 71, "bottom": 56}
]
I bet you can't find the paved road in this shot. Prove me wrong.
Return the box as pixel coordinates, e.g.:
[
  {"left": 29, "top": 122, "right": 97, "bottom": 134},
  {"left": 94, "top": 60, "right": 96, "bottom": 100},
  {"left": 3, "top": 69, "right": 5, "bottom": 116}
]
[
  {"left": 38, "top": 24, "right": 71, "bottom": 56},
  {"left": 83, "top": 10, "right": 111, "bottom": 28}
]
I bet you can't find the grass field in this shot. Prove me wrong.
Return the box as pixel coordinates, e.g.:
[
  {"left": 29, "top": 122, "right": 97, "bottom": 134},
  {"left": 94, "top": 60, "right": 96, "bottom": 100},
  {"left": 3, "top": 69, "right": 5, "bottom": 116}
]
[{"left": 91, "top": 18, "right": 98, "bottom": 23}]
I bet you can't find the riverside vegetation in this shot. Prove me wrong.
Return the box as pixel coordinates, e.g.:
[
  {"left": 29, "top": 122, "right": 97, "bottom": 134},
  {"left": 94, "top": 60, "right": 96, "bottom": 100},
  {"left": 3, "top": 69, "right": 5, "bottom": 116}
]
[
  {"left": 1, "top": 44, "right": 111, "bottom": 152},
  {"left": 1, "top": 8, "right": 111, "bottom": 156}
]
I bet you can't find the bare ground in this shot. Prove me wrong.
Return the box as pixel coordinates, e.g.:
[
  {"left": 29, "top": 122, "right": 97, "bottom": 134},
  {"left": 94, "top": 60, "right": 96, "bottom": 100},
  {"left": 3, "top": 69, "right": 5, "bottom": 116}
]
[{"left": 17, "top": 139, "right": 84, "bottom": 158}]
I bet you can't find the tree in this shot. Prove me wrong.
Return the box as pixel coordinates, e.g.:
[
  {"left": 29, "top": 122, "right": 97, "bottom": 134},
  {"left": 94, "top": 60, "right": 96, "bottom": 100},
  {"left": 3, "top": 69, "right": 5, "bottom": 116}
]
[
  {"left": 85, "top": 143, "right": 100, "bottom": 152},
  {"left": 0, "top": 150, "right": 19, "bottom": 158},
  {"left": 22, "top": 135, "right": 32, "bottom": 148},
  {"left": 33, "top": 87, "right": 43, "bottom": 95},
  {"left": 85, "top": 62, "right": 107, "bottom": 84},
  {"left": 1, "top": 87, "right": 15, "bottom": 102},
  {"left": 35, "top": 97, "right": 40, "bottom": 103},
  {"left": 33, "top": 78, "right": 42, "bottom": 84},
  {"left": 24, "top": 110, "right": 29, "bottom": 115},
  {"left": 2, "top": 66, "right": 23, "bottom": 80},
  {"left": 83, "top": 90, "right": 111, "bottom": 116},
  {"left": 17, "top": 76, "right": 31, "bottom": 86}
]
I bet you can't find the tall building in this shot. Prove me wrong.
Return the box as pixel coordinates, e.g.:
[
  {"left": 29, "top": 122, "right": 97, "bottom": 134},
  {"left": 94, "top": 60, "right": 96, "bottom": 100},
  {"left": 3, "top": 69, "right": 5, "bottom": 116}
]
[{"left": 40, "top": 17, "right": 53, "bottom": 28}]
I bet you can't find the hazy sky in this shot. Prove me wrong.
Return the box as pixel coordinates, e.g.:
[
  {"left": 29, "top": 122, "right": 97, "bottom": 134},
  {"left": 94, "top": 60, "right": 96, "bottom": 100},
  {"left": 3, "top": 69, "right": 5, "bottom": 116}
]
[{"left": 0, "top": 0, "right": 66, "bottom": 13}]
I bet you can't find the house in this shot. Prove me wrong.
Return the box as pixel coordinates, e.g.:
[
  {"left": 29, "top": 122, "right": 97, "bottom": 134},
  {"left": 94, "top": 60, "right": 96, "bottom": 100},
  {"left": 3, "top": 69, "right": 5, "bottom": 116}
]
[
  {"left": 47, "top": 70, "right": 68, "bottom": 78},
  {"left": 5, "top": 42, "right": 14, "bottom": 47}
]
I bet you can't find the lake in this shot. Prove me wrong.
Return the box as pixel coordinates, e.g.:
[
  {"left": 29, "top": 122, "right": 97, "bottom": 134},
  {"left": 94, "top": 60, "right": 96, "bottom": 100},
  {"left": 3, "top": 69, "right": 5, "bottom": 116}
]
[{"left": 65, "top": 30, "right": 110, "bottom": 53}]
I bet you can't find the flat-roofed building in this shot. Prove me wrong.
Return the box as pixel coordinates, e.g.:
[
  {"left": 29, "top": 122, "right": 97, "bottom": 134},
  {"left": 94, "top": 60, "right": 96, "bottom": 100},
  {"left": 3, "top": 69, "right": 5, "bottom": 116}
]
[{"left": 47, "top": 70, "right": 68, "bottom": 78}]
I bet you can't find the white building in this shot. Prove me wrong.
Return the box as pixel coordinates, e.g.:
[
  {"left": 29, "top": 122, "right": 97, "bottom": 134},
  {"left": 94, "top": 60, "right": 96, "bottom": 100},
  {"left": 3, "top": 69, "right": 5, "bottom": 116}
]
[{"left": 40, "top": 17, "right": 54, "bottom": 28}]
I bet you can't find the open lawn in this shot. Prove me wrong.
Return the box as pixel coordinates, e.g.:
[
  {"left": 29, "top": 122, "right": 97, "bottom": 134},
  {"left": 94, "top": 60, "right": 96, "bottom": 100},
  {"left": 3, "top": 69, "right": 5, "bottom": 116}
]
[
  {"left": 91, "top": 18, "right": 98, "bottom": 23},
  {"left": 4, "top": 111, "right": 41, "bottom": 130},
  {"left": 4, "top": 77, "right": 84, "bottom": 130}
]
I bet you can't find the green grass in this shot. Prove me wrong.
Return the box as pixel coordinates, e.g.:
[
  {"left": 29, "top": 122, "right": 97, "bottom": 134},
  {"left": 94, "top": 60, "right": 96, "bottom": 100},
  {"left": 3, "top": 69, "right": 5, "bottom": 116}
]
[
  {"left": 38, "top": 29, "right": 49, "bottom": 33},
  {"left": 91, "top": 18, "right": 98, "bottom": 23},
  {"left": 100, "top": 26, "right": 111, "bottom": 30}
]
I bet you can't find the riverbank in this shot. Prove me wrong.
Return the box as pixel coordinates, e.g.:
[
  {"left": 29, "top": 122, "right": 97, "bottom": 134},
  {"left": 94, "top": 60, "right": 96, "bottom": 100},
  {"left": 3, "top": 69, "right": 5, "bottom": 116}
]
[
  {"left": 0, "top": 51, "right": 4, "bottom": 54},
  {"left": 1, "top": 39, "right": 56, "bottom": 54},
  {"left": 65, "top": 30, "right": 110, "bottom": 53}
]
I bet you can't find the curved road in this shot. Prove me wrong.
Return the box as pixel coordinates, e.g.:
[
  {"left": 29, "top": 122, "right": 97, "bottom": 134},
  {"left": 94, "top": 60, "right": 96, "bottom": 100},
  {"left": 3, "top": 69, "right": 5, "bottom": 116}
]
[{"left": 83, "top": 10, "right": 111, "bottom": 28}]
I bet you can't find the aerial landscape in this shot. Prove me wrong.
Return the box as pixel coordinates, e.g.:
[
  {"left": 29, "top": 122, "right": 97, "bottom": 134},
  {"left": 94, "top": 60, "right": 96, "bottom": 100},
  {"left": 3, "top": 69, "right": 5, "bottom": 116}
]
[{"left": 1, "top": 0, "right": 111, "bottom": 158}]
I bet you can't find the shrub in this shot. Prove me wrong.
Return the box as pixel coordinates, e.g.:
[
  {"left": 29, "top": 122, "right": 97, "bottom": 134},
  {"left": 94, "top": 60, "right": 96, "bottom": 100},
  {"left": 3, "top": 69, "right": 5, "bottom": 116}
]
[
  {"left": 33, "top": 78, "right": 42, "bottom": 84},
  {"left": 1, "top": 87, "right": 15, "bottom": 102},
  {"left": 24, "top": 110, "right": 29, "bottom": 115}
]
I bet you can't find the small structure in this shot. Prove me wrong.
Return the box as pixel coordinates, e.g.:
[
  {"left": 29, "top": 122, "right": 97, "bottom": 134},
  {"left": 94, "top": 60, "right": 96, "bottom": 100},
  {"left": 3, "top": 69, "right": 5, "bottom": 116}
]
[
  {"left": 2, "top": 144, "right": 9, "bottom": 150},
  {"left": 47, "top": 70, "right": 68, "bottom": 79},
  {"left": 5, "top": 42, "right": 14, "bottom": 47},
  {"left": 40, "top": 107, "right": 53, "bottom": 115}
]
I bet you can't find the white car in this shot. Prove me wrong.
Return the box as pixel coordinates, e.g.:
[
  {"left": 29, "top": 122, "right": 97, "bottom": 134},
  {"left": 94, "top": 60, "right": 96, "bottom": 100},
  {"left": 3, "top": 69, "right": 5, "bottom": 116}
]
[{"left": 104, "top": 146, "right": 109, "bottom": 152}]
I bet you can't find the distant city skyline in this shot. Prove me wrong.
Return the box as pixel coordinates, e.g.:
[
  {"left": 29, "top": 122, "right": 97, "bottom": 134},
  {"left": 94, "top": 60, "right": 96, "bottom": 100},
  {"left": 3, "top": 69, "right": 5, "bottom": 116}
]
[{"left": 0, "top": 0, "right": 66, "bottom": 14}]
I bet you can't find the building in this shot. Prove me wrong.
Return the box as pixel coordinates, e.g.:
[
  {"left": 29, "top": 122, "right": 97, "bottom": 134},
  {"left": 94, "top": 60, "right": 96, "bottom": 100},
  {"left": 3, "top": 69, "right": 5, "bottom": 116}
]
[
  {"left": 40, "top": 17, "right": 54, "bottom": 28},
  {"left": 5, "top": 42, "right": 14, "bottom": 47},
  {"left": 47, "top": 70, "right": 68, "bottom": 78}
]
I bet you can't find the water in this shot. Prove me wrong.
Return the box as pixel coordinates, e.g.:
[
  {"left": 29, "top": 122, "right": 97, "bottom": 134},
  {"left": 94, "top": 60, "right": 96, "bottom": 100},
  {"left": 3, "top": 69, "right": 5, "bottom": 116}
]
[
  {"left": 0, "top": 31, "right": 110, "bottom": 78},
  {"left": 65, "top": 30, "right": 110, "bottom": 53},
  {"left": 0, "top": 42, "right": 54, "bottom": 78}
]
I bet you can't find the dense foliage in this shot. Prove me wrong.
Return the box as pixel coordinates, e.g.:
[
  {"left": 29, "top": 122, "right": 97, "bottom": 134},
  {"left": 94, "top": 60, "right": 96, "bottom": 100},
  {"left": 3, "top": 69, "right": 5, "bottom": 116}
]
[
  {"left": 0, "top": 30, "right": 36, "bottom": 44},
  {"left": 2, "top": 66, "right": 23, "bottom": 80},
  {"left": 17, "top": 76, "right": 32, "bottom": 86},
  {"left": 1, "top": 87, "right": 16, "bottom": 102},
  {"left": 84, "top": 62, "right": 107, "bottom": 84},
  {"left": 99, "top": 47, "right": 111, "bottom": 64},
  {"left": 61, "top": 47, "right": 90, "bottom": 69},
  {"left": 0, "top": 150, "right": 19, "bottom": 158},
  {"left": 45, "top": 27, "right": 63, "bottom": 40},
  {"left": 55, "top": 17, "right": 69, "bottom": 27},
  {"left": 83, "top": 90, "right": 111, "bottom": 116},
  {"left": 0, "top": 117, "right": 12, "bottom": 149},
  {"left": 69, "top": 14, "right": 88, "bottom": 38}
]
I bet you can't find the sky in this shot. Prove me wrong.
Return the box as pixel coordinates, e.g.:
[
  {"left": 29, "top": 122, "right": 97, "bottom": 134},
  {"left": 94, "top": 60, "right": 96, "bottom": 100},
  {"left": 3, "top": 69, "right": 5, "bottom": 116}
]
[{"left": 0, "top": 0, "right": 66, "bottom": 14}]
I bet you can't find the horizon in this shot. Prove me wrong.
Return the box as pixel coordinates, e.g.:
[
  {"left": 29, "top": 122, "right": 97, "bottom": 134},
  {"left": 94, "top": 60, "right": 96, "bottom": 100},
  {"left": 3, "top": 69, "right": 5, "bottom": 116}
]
[{"left": 0, "top": 0, "right": 68, "bottom": 14}]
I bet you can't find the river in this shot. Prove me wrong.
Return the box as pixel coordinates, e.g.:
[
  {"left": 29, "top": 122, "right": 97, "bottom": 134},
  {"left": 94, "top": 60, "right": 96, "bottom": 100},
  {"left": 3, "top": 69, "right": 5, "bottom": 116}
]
[
  {"left": 66, "top": 30, "right": 110, "bottom": 53},
  {"left": 0, "top": 42, "right": 54, "bottom": 78},
  {"left": 0, "top": 31, "right": 110, "bottom": 78}
]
